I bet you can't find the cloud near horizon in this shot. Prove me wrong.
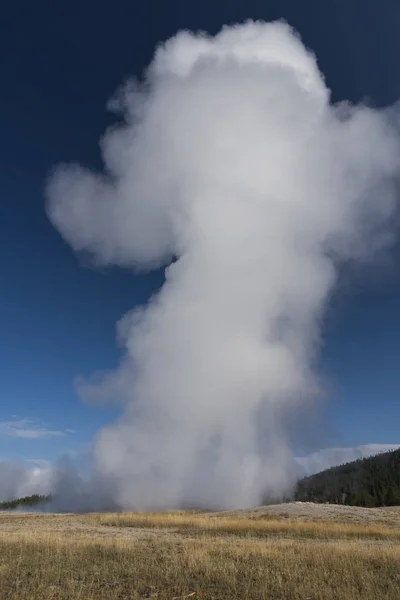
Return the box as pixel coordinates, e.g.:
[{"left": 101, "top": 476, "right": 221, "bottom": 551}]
[
  {"left": 0, "top": 460, "right": 54, "bottom": 502},
  {"left": 0, "top": 419, "right": 70, "bottom": 440},
  {"left": 295, "top": 443, "right": 400, "bottom": 476},
  {"left": 1, "top": 444, "right": 398, "bottom": 504}
]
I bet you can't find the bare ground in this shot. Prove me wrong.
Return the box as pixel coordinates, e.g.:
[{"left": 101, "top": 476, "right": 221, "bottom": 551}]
[
  {"left": 0, "top": 512, "right": 176, "bottom": 543},
  {"left": 1, "top": 504, "right": 400, "bottom": 599},
  {"left": 215, "top": 501, "right": 400, "bottom": 526},
  {"left": 2, "top": 501, "right": 400, "bottom": 539}
]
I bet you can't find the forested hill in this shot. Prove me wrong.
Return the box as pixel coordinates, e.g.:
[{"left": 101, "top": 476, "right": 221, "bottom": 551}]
[
  {"left": 2, "top": 449, "right": 400, "bottom": 511},
  {"left": 295, "top": 448, "right": 400, "bottom": 507},
  {"left": 0, "top": 494, "right": 51, "bottom": 511}
]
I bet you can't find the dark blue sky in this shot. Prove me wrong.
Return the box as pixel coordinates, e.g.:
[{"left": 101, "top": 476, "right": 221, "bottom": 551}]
[{"left": 1, "top": 0, "right": 400, "bottom": 463}]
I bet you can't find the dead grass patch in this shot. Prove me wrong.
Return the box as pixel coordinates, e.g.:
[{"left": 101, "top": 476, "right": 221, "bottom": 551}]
[
  {"left": 0, "top": 511, "right": 399, "bottom": 599},
  {"left": 95, "top": 511, "right": 400, "bottom": 541}
]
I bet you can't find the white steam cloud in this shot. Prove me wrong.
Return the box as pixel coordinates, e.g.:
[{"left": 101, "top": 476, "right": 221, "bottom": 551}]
[
  {"left": 46, "top": 21, "right": 400, "bottom": 510},
  {"left": 296, "top": 444, "right": 400, "bottom": 476},
  {"left": 0, "top": 461, "right": 53, "bottom": 503}
]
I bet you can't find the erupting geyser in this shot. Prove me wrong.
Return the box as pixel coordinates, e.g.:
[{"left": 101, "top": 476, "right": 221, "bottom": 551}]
[{"left": 47, "top": 21, "right": 400, "bottom": 510}]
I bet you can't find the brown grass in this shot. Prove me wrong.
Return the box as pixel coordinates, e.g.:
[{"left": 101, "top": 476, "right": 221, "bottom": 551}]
[
  {"left": 95, "top": 510, "right": 400, "bottom": 541},
  {"left": 0, "top": 510, "right": 400, "bottom": 599}
]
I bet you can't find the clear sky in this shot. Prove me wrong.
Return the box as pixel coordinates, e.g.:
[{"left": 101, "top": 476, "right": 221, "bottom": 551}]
[{"left": 1, "top": 0, "right": 400, "bottom": 466}]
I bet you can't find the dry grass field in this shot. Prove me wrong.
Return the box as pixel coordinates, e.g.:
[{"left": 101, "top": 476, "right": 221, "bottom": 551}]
[{"left": 0, "top": 503, "right": 399, "bottom": 599}]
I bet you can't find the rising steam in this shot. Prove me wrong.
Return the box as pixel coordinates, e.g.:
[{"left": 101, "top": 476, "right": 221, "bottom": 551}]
[{"left": 46, "top": 21, "right": 400, "bottom": 510}]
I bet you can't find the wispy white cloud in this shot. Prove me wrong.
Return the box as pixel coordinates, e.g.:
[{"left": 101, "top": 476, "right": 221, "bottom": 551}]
[
  {"left": 0, "top": 419, "right": 72, "bottom": 440},
  {"left": 25, "top": 458, "right": 52, "bottom": 469}
]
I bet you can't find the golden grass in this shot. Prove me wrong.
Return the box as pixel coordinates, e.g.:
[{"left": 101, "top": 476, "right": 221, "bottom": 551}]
[
  {"left": 95, "top": 511, "right": 400, "bottom": 541},
  {"left": 0, "top": 512, "right": 400, "bottom": 599}
]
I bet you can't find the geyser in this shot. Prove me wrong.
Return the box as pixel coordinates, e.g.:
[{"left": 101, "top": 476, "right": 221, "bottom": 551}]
[{"left": 47, "top": 21, "right": 400, "bottom": 510}]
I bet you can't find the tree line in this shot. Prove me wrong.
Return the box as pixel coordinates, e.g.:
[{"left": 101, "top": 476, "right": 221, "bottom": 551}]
[
  {"left": 295, "top": 448, "right": 400, "bottom": 507},
  {"left": 0, "top": 494, "right": 51, "bottom": 511}
]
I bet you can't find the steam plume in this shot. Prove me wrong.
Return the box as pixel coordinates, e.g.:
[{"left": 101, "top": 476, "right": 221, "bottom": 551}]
[
  {"left": 0, "top": 461, "right": 53, "bottom": 503},
  {"left": 46, "top": 21, "right": 400, "bottom": 510}
]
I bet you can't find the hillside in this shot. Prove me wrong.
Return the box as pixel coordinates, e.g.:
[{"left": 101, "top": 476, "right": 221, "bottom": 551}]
[
  {"left": 0, "top": 494, "right": 51, "bottom": 511},
  {"left": 295, "top": 448, "right": 400, "bottom": 507},
  {"left": 2, "top": 448, "right": 400, "bottom": 512},
  {"left": 1, "top": 509, "right": 400, "bottom": 599}
]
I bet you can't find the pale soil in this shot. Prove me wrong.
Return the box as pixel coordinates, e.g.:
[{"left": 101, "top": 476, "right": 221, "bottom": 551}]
[
  {"left": 1, "top": 501, "right": 400, "bottom": 538},
  {"left": 1, "top": 505, "right": 400, "bottom": 599},
  {"left": 0, "top": 512, "right": 175, "bottom": 542},
  {"left": 215, "top": 501, "right": 400, "bottom": 526}
]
